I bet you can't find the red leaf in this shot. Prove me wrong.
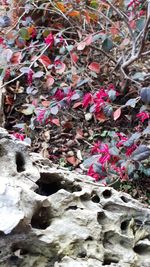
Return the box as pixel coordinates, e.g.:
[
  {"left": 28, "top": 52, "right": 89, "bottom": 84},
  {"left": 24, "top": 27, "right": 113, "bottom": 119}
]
[
  {"left": 113, "top": 108, "right": 121, "bottom": 120},
  {"left": 84, "top": 34, "right": 93, "bottom": 46},
  {"left": 51, "top": 118, "right": 60, "bottom": 126},
  {"left": 88, "top": 62, "right": 101, "bottom": 73},
  {"left": 96, "top": 111, "right": 107, "bottom": 122},
  {"left": 73, "top": 102, "right": 82, "bottom": 109},
  {"left": 46, "top": 76, "right": 54, "bottom": 87},
  {"left": 41, "top": 100, "right": 50, "bottom": 107},
  {"left": 66, "top": 156, "right": 80, "bottom": 166},
  {"left": 71, "top": 52, "right": 79, "bottom": 63},
  {"left": 39, "top": 55, "right": 52, "bottom": 67},
  {"left": 11, "top": 52, "right": 22, "bottom": 64}
]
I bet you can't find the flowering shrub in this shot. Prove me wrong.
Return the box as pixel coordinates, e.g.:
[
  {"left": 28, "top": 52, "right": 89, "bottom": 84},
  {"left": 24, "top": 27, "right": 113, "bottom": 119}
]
[{"left": 2, "top": 0, "right": 150, "bottom": 188}]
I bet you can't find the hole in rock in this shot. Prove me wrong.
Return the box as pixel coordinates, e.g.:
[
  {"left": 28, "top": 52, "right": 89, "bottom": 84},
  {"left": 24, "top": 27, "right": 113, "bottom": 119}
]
[
  {"left": 102, "top": 257, "right": 119, "bottom": 265},
  {"left": 133, "top": 244, "right": 150, "bottom": 255},
  {"left": 15, "top": 152, "right": 25, "bottom": 172},
  {"left": 120, "top": 196, "right": 129, "bottom": 203},
  {"left": 121, "top": 220, "right": 129, "bottom": 231},
  {"left": 0, "top": 145, "right": 6, "bottom": 157},
  {"left": 8, "top": 255, "right": 21, "bottom": 265},
  {"left": 97, "top": 211, "right": 107, "bottom": 225},
  {"left": 102, "top": 190, "right": 112, "bottom": 198},
  {"left": 36, "top": 172, "right": 82, "bottom": 196},
  {"left": 12, "top": 245, "right": 29, "bottom": 255},
  {"left": 91, "top": 193, "right": 100, "bottom": 203},
  {"left": 77, "top": 249, "right": 87, "bottom": 258},
  {"left": 31, "top": 206, "right": 51, "bottom": 229},
  {"left": 85, "top": 236, "right": 93, "bottom": 241},
  {"left": 80, "top": 193, "right": 91, "bottom": 201},
  {"left": 66, "top": 205, "right": 78, "bottom": 211}
]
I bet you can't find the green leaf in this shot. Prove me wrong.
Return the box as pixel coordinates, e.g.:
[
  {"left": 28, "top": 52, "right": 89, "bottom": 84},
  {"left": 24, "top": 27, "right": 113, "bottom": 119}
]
[
  {"left": 19, "top": 28, "right": 30, "bottom": 41},
  {"left": 102, "top": 38, "right": 113, "bottom": 52},
  {"left": 136, "top": 18, "right": 145, "bottom": 32},
  {"left": 90, "top": 0, "right": 99, "bottom": 9},
  {"left": 21, "top": 104, "right": 35, "bottom": 115}
]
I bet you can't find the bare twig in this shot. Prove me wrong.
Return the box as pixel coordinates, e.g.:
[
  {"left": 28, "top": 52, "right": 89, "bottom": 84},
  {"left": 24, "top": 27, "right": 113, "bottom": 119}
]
[{"left": 91, "top": 45, "right": 117, "bottom": 64}]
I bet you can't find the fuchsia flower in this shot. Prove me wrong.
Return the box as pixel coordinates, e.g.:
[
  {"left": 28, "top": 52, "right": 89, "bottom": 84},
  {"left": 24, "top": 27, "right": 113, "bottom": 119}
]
[
  {"left": 0, "top": 37, "right": 4, "bottom": 44},
  {"left": 116, "top": 133, "right": 128, "bottom": 148},
  {"left": 125, "top": 144, "right": 137, "bottom": 156},
  {"left": 136, "top": 111, "right": 149, "bottom": 123},
  {"left": 128, "top": 0, "right": 140, "bottom": 8},
  {"left": 36, "top": 109, "right": 46, "bottom": 123},
  {"left": 93, "top": 88, "right": 108, "bottom": 113},
  {"left": 113, "top": 166, "right": 128, "bottom": 181},
  {"left": 12, "top": 132, "right": 24, "bottom": 141},
  {"left": 98, "top": 144, "right": 111, "bottom": 165},
  {"left": 54, "top": 89, "right": 65, "bottom": 101},
  {"left": 82, "top": 93, "right": 93, "bottom": 108},
  {"left": 27, "top": 69, "right": 34, "bottom": 85},
  {"left": 66, "top": 89, "right": 76, "bottom": 103},
  {"left": 87, "top": 164, "right": 99, "bottom": 181},
  {"left": 45, "top": 33, "right": 54, "bottom": 47},
  {"left": 91, "top": 141, "right": 101, "bottom": 154}
]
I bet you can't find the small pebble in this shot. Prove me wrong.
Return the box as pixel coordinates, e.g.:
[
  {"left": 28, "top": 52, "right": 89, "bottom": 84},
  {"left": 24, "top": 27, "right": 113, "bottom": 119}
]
[{"left": 85, "top": 113, "right": 92, "bottom": 121}]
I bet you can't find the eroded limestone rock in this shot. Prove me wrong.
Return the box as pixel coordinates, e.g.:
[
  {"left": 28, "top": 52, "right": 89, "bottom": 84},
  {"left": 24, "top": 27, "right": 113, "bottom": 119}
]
[{"left": 0, "top": 128, "right": 150, "bottom": 267}]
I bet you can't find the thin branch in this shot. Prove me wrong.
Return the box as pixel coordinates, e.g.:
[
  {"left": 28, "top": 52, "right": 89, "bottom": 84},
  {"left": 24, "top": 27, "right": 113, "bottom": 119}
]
[
  {"left": 104, "top": 0, "right": 134, "bottom": 39},
  {"left": 0, "top": 44, "right": 50, "bottom": 90},
  {"left": 91, "top": 45, "right": 117, "bottom": 64}
]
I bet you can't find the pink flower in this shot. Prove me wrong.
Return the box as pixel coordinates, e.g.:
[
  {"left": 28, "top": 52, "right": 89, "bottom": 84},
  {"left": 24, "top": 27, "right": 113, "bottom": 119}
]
[
  {"left": 82, "top": 93, "right": 93, "bottom": 108},
  {"left": 54, "top": 89, "right": 65, "bottom": 101},
  {"left": 91, "top": 141, "right": 101, "bottom": 154},
  {"left": 12, "top": 132, "right": 24, "bottom": 141},
  {"left": 126, "top": 144, "right": 137, "bottom": 156},
  {"left": 0, "top": 37, "right": 4, "bottom": 44},
  {"left": 95, "top": 88, "right": 108, "bottom": 100},
  {"left": 87, "top": 164, "right": 99, "bottom": 181},
  {"left": 136, "top": 111, "right": 149, "bottom": 123},
  {"left": 27, "top": 69, "right": 34, "bottom": 85},
  {"left": 36, "top": 109, "right": 46, "bottom": 123},
  {"left": 113, "top": 166, "right": 128, "bottom": 181},
  {"left": 98, "top": 144, "right": 111, "bottom": 166},
  {"left": 107, "top": 83, "right": 115, "bottom": 91},
  {"left": 116, "top": 133, "right": 128, "bottom": 148},
  {"left": 99, "top": 154, "right": 110, "bottom": 165},
  {"left": 45, "top": 33, "right": 54, "bottom": 47},
  {"left": 93, "top": 89, "right": 108, "bottom": 113},
  {"left": 128, "top": 0, "right": 140, "bottom": 8},
  {"left": 66, "top": 89, "right": 75, "bottom": 103}
]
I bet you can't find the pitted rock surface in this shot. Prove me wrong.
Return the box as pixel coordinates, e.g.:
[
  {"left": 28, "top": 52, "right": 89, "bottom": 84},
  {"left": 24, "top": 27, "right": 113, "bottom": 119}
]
[{"left": 0, "top": 127, "right": 150, "bottom": 267}]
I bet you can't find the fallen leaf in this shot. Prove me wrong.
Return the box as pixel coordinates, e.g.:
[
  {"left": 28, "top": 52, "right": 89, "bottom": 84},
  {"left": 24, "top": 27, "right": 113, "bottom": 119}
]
[
  {"left": 42, "top": 100, "right": 50, "bottom": 107},
  {"left": 73, "top": 102, "right": 82, "bottom": 109},
  {"left": 71, "top": 52, "right": 79, "bottom": 63},
  {"left": 88, "top": 62, "right": 101, "bottom": 73},
  {"left": 113, "top": 107, "right": 121, "bottom": 120},
  {"left": 51, "top": 118, "right": 60, "bottom": 126},
  {"left": 39, "top": 55, "right": 52, "bottom": 67},
  {"left": 11, "top": 52, "right": 22, "bottom": 64},
  {"left": 68, "top": 10, "right": 80, "bottom": 17},
  {"left": 56, "top": 2, "right": 66, "bottom": 13},
  {"left": 96, "top": 111, "right": 107, "bottom": 122},
  {"left": 77, "top": 41, "right": 86, "bottom": 50},
  {"left": 66, "top": 156, "right": 80, "bottom": 166},
  {"left": 46, "top": 76, "right": 55, "bottom": 87}
]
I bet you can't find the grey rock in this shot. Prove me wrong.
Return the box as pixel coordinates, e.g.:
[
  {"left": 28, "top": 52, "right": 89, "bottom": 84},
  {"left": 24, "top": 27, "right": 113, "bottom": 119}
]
[{"left": 0, "top": 127, "right": 150, "bottom": 267}]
